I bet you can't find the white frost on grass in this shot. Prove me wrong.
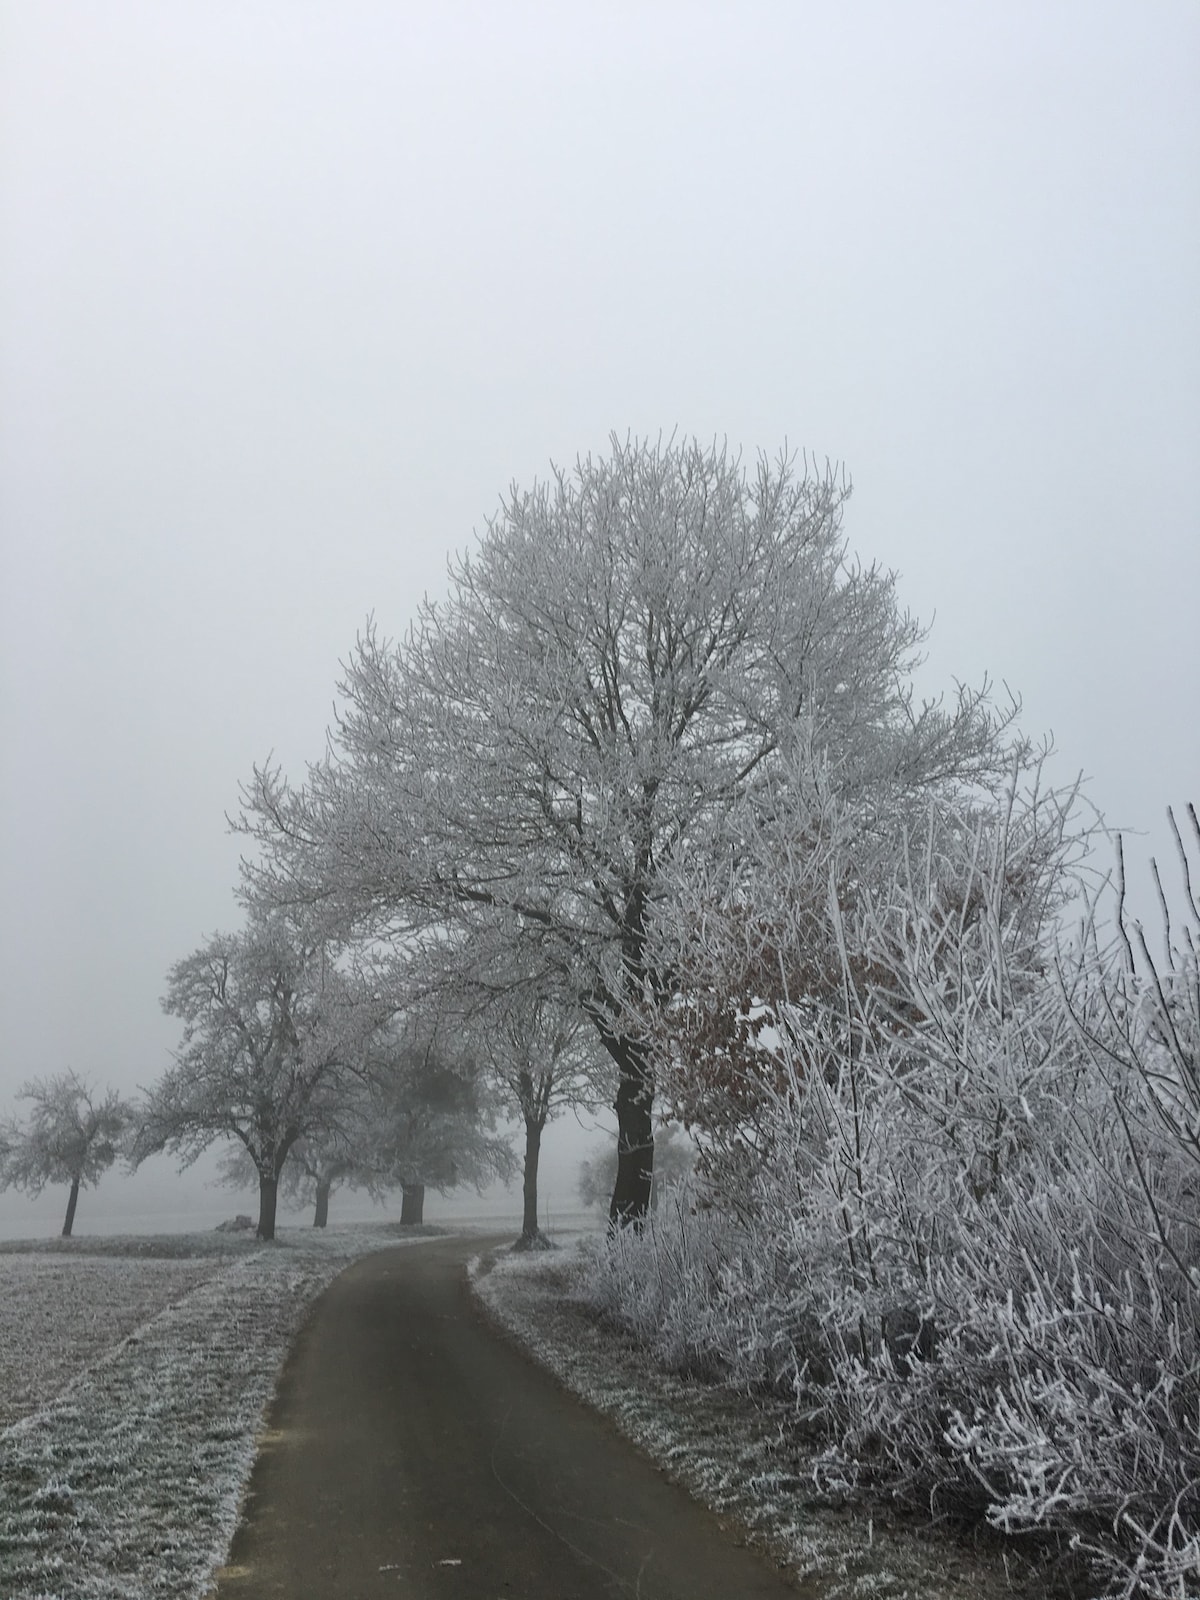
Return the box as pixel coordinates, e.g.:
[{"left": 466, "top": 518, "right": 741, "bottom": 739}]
[
  {"left": 471, "top": 1243, "right": 1050, "bottom": 1600},
  {"left": 0, "top": 1225, "right": 435, "bottom": 1600},
  {"left": 0, "top": 1256, "right": 225, "bottom": 1429}
]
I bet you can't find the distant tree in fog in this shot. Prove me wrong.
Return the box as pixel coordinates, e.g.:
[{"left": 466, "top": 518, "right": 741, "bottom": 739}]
[
  {"left": 0, "top": 1071, "right": 133, "bottom": 1237},
  {"left": 362, "top": 1021, "right": 515, "bottom": 1226},
  {"left": 474, "top": 987, "right": 610, "bottom": 1250},
  {"left": 217, "top": 1132, "right": 364, "bottom": 1228},
  {"left": 578, "top": 1123, "right": 694, "bottom": 1214},
  {"left": 134, "top": 914, "right": 384, "bottom": 1241},
  {"left": 214, "top": 1009, "right": 514, "bottom": 1229}
]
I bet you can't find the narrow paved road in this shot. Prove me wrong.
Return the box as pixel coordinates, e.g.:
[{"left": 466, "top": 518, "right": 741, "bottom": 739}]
[{"left": 214, "top": 1235, "right": 811, "bottom": 1599}]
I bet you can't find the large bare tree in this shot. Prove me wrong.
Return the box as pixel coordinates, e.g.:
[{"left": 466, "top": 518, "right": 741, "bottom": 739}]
[{"left": 240, "top": 435, "right": 1019, "bottom": 1222}]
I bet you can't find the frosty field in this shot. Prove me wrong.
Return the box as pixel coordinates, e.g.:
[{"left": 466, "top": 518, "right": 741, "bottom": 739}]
[
  {"left": 0, "top": 1255, "right": 227, "bottom": 1431},
  {"left": 0, "top": 1226, "right": 432, "bottom": 1600}
]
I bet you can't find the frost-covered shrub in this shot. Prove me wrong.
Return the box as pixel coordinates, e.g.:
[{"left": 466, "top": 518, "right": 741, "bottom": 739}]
[
  {"left": 578, "top": 1189, "right": 743, "bottom": 1379},
  {"left": 578, "top": 1179, "right": 839, "bottom": 1390},
  {"left": 585, "top": 786, "right": 1200, "bottom": 1599}
]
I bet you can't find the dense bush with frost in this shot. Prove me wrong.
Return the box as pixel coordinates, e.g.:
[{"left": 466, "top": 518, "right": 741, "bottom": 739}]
[{"left": 578, "top": 785, "right": 1199, "bottom": 1599}]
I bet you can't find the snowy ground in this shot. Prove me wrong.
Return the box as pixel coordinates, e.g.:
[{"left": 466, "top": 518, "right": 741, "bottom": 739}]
[
  {"left": 0, "top": 1224, "right": 441, "bottom": 1600},
  {"left": 471, "top": 1242, "right": 1053, "bottom": 1600}
]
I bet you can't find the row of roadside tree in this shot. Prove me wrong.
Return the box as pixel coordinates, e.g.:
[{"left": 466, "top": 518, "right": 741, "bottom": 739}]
[{"left": 0, "top": 917, "right": 611, "bottom": 1242}]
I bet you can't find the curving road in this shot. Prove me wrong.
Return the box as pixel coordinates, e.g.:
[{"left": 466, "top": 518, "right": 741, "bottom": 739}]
[{"left": 213, "top": 1235, "right": 811, "bottom": 1598}]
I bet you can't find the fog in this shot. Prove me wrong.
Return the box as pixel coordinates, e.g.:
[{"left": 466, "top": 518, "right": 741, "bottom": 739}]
[{"left": 1, "top": 2, "right": 1196, "bottom": 1234}]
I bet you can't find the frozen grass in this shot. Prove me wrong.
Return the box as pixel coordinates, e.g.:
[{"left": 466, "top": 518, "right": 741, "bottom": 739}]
[
  {"left": 0, "top": 1233, "right": 269, "bottom": 1260},
  {"left": 471, "top": 1243, "right": 1052, "bottom": 1600},
  {"left": 0, "top": 1256, "right": 226, "bottom": 1429},
  {"left": 0, "top": 1224, "right": 440, "bottom": 1600}
]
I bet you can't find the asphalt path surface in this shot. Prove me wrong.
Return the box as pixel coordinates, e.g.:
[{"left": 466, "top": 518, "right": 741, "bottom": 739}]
[{"left": 213, "top": 1235, "right": 811, "bottom": 1599}]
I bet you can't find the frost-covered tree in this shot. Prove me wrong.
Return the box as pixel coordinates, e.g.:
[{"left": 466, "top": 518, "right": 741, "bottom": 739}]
[
  {"left": 473, "top": 987, "right": 609, "bottom": 1248},
  {"left": 646, "top": 751, "right": 1083, "bottom": 1194},
  {"left": 218, "top": 1128, "right": 365, "bottom": 1227},
  {"left": 284, "top": 1135, "right": 358, "bottom": 1227},
  {"left": 216, "top": 1005, "right": 514, "bottom": 1228},
  {"left": 239, "top": 435, "right": 1019, "bottom": 1223},
  {"left": 0, "top": 1071, "right": 133, "bottom": 1236},
  {"left": 363, "top": 1022, "right": 515, "bottom": 1224},
  {"left": 135, "top": 914, "right": 384, "bottom": 1240}
]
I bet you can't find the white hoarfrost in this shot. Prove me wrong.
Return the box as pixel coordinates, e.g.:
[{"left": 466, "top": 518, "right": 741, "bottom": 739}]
[
  {"left": 0, "top": 1227, "right": 431, "bottom": 1600},
  {"left": 0, "top": 1255, "right": 225, "bottom": 1430}
]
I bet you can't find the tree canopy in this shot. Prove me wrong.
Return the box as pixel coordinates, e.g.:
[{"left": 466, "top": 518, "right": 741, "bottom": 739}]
[
  {"left": 361, "top": 1020, "right": 515, "bottom": 1208},
  {"left": 240, "top": 435, "right": 1022, "bottom": 1221}
]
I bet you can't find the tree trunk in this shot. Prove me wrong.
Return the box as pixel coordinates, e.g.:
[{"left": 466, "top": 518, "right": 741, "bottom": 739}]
[
  {"left": 608, "top": 1037, "right": 655, "bottom": 1229},
  {"left": 400, "top": 1183, "right": 425, "bottom": 1225},
  {"left": 313, "top": 1178, "right": 331, "bottom": 1228},
  {"left": 515, "top": 1116, "right": 549, "bottom": 1248},
  {"left": 61, "top": 1177, "right": 80, "bottom": 1238},
  {"left": 257, "top": 1173, "right": 279, "bottom": 1241}
]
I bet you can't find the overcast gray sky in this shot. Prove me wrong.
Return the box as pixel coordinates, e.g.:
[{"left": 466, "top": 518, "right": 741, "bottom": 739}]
[{"left": 2, "top": 2, "right": 1197, "bottom": 1230}]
